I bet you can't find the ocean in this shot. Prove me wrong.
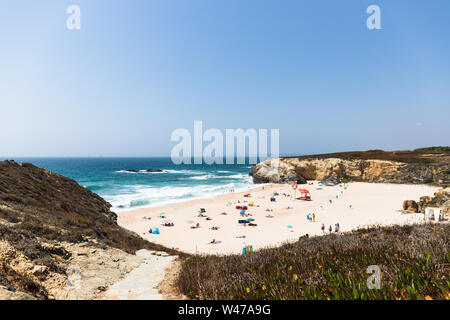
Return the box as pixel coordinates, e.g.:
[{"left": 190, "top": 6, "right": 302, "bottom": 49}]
[{"left": 10, "top": 158, "right": 255, "bottom": 212}]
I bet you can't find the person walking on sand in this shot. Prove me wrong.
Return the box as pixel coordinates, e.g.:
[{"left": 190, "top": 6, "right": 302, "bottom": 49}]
[
  {"left": 329, "top": 225, "right": 332, "bottom": 233},
  {"left": 321, "top": 223, "right": 325, "bottom": 233},
  {"left": 312, "top": 213, "right": 315, "bottom": 222}
]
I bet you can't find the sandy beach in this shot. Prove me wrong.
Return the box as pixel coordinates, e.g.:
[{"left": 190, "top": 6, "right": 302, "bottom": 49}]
[{"left": 117, "top": 182, "right": 441, "bottom": 255}]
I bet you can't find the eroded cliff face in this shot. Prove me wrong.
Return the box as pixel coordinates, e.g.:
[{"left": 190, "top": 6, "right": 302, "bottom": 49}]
[{"left": 251, "top": 157, "right": 449, "bottom": 185}]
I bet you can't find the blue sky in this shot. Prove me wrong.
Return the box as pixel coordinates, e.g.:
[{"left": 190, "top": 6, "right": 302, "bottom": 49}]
[{"left": 0, "top": 0, "right": 449, "bottom": 157}]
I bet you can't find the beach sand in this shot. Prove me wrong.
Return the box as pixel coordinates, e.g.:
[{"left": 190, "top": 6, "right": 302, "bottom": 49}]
[{"left": 117, "top": 182, "right": 441, "bottom": 255}]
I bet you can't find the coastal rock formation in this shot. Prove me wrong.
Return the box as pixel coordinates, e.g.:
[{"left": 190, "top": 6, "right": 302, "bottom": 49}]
[
  {"left": 0, "top": 160, "right": 178, "bottom": 300},
  {"left": 419, "top": 188, "right": 450, "bottom": 215},
  {"left": 402, "top": 188, "right": 450, "bottom": 216},
  {"left": 251, "top": 157, "right": 449, "bottom": 185},
  {"left": 402, "top": 200, "right": 419, "bottom": 213},
  {"left": 321, "top": 173, "right": 341, "bottom": 186},
  {"left": 125, "top": 169, "right": 163, "bottom": 173}
]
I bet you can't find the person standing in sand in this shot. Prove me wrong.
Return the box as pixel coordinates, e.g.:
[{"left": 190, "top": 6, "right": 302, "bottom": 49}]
[
  {"left": 321, "top": 223, "right": 325, "bottom": 233},
  {"left": 312, "top": 213, "right": 315, "bottom": 222}
]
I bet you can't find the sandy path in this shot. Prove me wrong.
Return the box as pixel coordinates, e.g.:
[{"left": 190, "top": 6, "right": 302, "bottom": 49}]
[
  {"left": 101, "top": 250, "right": 176, "bottom": 300},
  {"left": 117, "top": 182, "right": 441, "bottom": 255}
]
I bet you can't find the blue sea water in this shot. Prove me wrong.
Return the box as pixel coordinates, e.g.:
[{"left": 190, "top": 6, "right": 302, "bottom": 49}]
[{"left": 10, "top": 158, "right": 255, "bottom": 211}]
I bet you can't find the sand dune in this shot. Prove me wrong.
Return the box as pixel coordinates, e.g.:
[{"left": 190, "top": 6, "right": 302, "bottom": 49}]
[{"left": 118, "top": 182, "right": 441, "bottom": 255}]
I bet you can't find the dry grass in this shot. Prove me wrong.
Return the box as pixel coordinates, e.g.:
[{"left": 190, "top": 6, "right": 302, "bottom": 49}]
[{"left": 177, "top": 224, "right": 450, "bottom": 300}]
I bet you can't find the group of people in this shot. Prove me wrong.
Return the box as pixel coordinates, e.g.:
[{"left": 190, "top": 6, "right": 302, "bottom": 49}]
[
  {"left": 321, "top": 223, "right": 340, "bottom": 233},
  {"left": 307, "top": 213, "right": 316, "bottom": 222}
]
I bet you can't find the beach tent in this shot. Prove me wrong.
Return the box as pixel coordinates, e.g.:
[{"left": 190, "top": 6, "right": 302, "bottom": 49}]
[
  {"left": 199, "top": 208, "right": 206, "bottom": 213},
  {"left": 298, "top": 189, "right": 311, "bottom": 201},
  {"left": 152, "top": 228, "right": 160, "bottom": 234},
  {"left": 270, "top": 197, "right": 276, "bottom": 202},
  {"left": 240, "top": 210, "right": 246, "bottom": 215}
]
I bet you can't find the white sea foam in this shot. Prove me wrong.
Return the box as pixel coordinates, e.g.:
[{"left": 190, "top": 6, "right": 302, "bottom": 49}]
[{"left": 108, "top": 181, "right": 258, "bottom": 212}]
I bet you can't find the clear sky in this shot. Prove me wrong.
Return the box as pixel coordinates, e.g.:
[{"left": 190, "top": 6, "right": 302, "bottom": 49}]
[{"left": 0, "top": 0, "right": 449, "bottom": 157}]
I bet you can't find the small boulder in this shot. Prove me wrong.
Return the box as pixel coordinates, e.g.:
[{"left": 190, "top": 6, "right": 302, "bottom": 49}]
[
  {"left": 322, "top": 173, "right": 341, "bottom": 186},
  {"left": 135, "top": 249, "right": 154, "bottom": 259},
  {"left": 418, "top": 196, "right": 432, "bottom": 212},
  {"left": 402, "top": 200, "right": 419, "bottom": 213},
  {"left": 32, "top": 265, "right": 48, "bottom": 276}
]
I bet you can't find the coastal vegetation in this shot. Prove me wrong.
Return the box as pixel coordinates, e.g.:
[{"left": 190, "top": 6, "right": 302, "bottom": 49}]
[
  {"left": 177, "top": 223, "right": 450, "bottom": 300},
  {"left": 285, "top": 147, "right": 450, "bottom": 163}
]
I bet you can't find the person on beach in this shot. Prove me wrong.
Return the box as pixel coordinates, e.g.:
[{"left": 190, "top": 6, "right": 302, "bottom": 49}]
[
  {"left": 321, "top": 223, "right": 325, "bottom": 233},
  {"left": 312, "top": 213, "right": 315, "bottom": 222},
  {"left": 329, "top": 225, "right": 332, "bottom": 233}
]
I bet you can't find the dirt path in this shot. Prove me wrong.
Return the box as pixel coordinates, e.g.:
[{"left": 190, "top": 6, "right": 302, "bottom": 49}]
[{"left": 101, "top": 249, "right": 183, "bottom": 300}]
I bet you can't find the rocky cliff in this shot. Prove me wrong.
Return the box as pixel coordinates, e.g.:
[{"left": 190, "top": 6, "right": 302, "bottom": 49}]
[
  {"left": 0, "top": 160, "right": 178, "bottom": 300},
  {"left": 251, "top": 157, "right": 450, "bottom": 186}
]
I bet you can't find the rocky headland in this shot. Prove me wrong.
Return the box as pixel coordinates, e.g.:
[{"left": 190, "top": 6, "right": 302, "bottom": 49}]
[
  {"left": 251, "top": 148, "right": 450, "bottom": 186},
  {"left": 0, "top": 160, "right": 181, "bottom": 300}
]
